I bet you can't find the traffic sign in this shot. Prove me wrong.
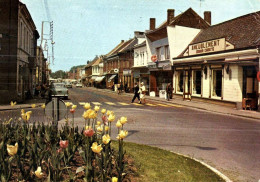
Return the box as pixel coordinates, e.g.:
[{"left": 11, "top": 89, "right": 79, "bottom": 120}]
[
  {"left": 45, "top": 98, "right": 66, "bottom": 123},
  {"left": 151, "top": 55, "right": 157, "bottom": 62}
]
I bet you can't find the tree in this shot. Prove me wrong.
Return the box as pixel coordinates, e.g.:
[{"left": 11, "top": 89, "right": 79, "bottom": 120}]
[{"left": 50, "top": 70, "right": 67, "bottom": 79}]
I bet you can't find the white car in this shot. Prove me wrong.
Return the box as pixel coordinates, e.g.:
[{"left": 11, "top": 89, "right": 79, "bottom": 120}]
[{"left": 76, "top": 83, "right": 83, "bottom": 88}]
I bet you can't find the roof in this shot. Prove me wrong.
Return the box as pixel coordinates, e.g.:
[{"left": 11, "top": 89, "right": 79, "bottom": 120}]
[
  {"left": 92, "top": 57, "right": 102, "bottom": 66},
  {"left": 118, "top": 38, "right": 137, "bottom": 52},
  {"left": 134, "top": 40, "right": 146, "bottom": 49},
  {"left": 190, "top": 11, "right": 260, "bottom": 48},
  {"left": 85, "top": 56, "right": 98, "bottom": 68},
  {"left": 105, "top": 39, "right": 135, "bottom": 59},
  {"left": 178, "top": 11, "right": 260, "bottom": 58},
  {"left": 106, "top": 41, "right": 125, "bottom": 56},
  {"left": 146, "top": 8, "right": 210, "bottom": 41}
]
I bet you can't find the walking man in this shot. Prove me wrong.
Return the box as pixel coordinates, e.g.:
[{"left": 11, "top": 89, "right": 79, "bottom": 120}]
[
  {"left": 139, "top": 82, "right": 146, "bottom": 104},
  {"left": 131, "top": 82, "right": 140, "bottom": 103},
  {"left": 166, "top": 82, "right": 173, "bottom": 101}
]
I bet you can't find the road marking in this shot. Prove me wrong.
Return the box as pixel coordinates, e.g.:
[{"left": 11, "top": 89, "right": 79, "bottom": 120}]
[
  {"left": 105, "top": 102, "right": 116, "bottom": 105},
  {"left": 156, "top": 103, "right": 170, "bottom": 107},
  {"left": 79, "top": 102, "right": 86, "bottom": 105},
  {"left": 146, "top": 103, "right": 156, "bottom": 106},
  {"left": 92, "top": 102, "right": 102, "bottom": 105},
  {"left": 166, "top": 103, "right": 183, "bottom": 108},
  {"left": 118, "top": 102, "right": 130, "bottom": 106},
  {"left": 132, "top": 103, "right": 144, "bottom": 106}
]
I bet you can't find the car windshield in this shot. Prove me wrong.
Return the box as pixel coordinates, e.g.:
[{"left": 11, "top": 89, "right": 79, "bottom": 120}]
[{"left": 53, "top": 83, "right": 65, "bottom": 88}]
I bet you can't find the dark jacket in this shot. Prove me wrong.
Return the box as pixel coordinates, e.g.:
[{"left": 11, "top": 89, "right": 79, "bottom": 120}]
[{"left": 134, "top": 85, "right": 139, "bottom": 94}]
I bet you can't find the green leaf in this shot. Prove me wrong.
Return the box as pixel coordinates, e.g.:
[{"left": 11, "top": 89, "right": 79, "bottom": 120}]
[{"left": 76, "top": 166, "right": 85, "bottom": 174}]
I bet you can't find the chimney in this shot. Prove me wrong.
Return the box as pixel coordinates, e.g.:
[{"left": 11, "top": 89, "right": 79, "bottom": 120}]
[
  {"left": 167, "top": 9, "right": 175, "bottom": 25},
  {"left": 134, "top": 31, "right": 145, "bottom": 38},
  {"left": 121, "top": 40, "right": 124, "bottom": 43},
  {"left": 150, "top": 18, "right": 156, "bottom": 30},
  {"left": 204, "top": 11, "right": 211, "bottom": 25}
]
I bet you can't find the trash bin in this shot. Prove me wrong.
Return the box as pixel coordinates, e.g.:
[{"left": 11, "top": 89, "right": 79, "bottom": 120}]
[{"left": 159, "top": 90, "right": 166, "bottom": 99}]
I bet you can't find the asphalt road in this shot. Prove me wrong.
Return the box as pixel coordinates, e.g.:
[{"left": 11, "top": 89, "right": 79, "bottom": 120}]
[{"left": 1, "top": 87, "right": 259, "bottom": 182}]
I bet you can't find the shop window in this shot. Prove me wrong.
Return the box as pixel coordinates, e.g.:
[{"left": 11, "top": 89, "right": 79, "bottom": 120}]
[
  {"left": 176, "top": 71, "right": 184, "bottom": 92},
  {"left": 193, "top": 70, "right": 201, "bottom": 95},
  {"left": 156, "top": 47, "right": 161, "bottom": 61},
  {"left": 164, "top": 45, "right": 170, "bottom": 59},
  {"left": 212, "top": 69, "right": 222, "bottom": 97}
]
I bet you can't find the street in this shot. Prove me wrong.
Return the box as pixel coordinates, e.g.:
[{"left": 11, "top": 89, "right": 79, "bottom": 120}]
[{"left": 1, "top": 87, "right": 259, "bottom": 182}]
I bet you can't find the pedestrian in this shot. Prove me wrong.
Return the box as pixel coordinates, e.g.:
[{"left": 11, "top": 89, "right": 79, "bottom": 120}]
[
  {"left": 131, "top": 82, "right": 140, "bottom": 103},
  {"left": 139, "top": 82, "right": 146, "bottom": 104},
  {"left": 166, "top": 83, "right": 173, "bottom": 101},
  {"left": 124, "top": 83, "right": 128, "bottom": 92}
]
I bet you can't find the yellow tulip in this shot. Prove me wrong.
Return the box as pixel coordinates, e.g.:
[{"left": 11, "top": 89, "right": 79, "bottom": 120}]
[
  {"left": 21, "top": 111, "right": 32, "bottom": 122},
  {"left": 116, "top": 130, "right": 128, "bottom": 140},
  {"left": 41, "top": 104, "right": 46, "bottom": 109},
  {"left": 116, "top": 120, "right": 122, "bottom": 128},
  {"left": 89, "top": 110, "right": 97, "bottom": 119},
  {"left": 105, "top": 126, "right": 109, "bottom": 131},
  {"left": 108, "top": 114, "right": 115, "bottom": 122},
  {"left": 21, "top": 109, "right": 25, "bottom": 114},
  {"left": 84, "top": 103, "right": 91, "bottom": 110},
  {"left": 91, "top": 142, "right": 102, "bottom": 153},
  {"left": 112, "top": 177, "right": 118, "bottom": 182},
  {"left": 85, "top": 125, "right": 92, "bottom": 130},
  {"left": 35, "top": 166, "right": 44, "bottom": 178},
  {"left": 94, "top": 105, "right": 100, "bottom": 112},
  {"left": 120, "top": 116, "right": 127, "bottom": 125},
  {"left": 7, "top": 142, "right": 18, "bottom": 156},
  {"left": 31, "top": 104, "right": 36, "bottom": 108},
  {"left": 10, "top": 101, "right": 16, "bottom": 107},
  {"left": 72, "top": 105, "right": 77, "bottom": 109},
  {"left": 101, "top": 108, "right": 106, "bottom": 114},
  {"left": 102, "top": 134, "right": 110, "bottom": 144},
  {"left": 97, "top": 121, "right": 101, "bottom": 126},
  {"left": 65, "top": 102, "right": 72, "bottom": 107},
  {"left": 97, "top": 126, "right": 103, "bottom": 132},
  {"left": 82, "top": 109, "right": 92, "bottom": 119}
]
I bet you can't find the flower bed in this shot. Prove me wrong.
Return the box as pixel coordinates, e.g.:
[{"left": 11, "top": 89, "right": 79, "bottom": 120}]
[{"left": 0, "top": 102, "right": 130, "bottom": 182}]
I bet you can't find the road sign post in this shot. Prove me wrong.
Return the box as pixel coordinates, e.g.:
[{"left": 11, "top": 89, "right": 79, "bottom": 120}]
[{"left": 45, "top": 97, "right": 66, "bottom": 125}]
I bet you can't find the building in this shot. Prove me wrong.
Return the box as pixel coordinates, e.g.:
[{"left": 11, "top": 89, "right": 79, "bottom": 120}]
[
  {"left": 84, "top": 58, "right": 96, "bottom": 86},
  {"left": 92, "top": 56, "right": 106, "bottom": 88},
  {"left": 145, "top": 8, "right": 210, "bottom": 97},
  {"left": 172, "top": 11, "right": 260, "bottom": 110},
  {"left": 0, "top": 0, "right": 39, "bottom": 103}
]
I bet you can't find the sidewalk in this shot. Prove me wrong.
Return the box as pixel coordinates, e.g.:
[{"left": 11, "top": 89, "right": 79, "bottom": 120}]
[{"left": 87, "top": 87, "right": 260, "bottom": 120}]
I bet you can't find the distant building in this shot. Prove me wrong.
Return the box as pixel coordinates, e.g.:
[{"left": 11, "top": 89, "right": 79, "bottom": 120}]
[{"left": 0, "top": 0, "right": 39, "bottom": 103}]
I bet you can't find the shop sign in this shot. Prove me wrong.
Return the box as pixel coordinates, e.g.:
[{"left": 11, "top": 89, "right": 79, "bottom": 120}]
[
  {"left": 123, "top": 70, "right": 131, "bottom": 75},
  {"left": 188, "top": 38, "right": 226, "bottom": 55},
  {"left": 148, "top": 62, "right": 157, "bottom": 70},
  {"left": 162, "top": 63, "right": 171, "bottom": 70}
]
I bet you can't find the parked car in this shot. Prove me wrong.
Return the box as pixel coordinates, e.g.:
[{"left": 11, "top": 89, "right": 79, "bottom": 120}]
[
  {"left": 51, "top": 82, "right": 69, "bottom": 99},
  {"left": 65, "top": 82, "right": 73, "bottom": 88},
  {"left": 76, "top": 83, "right": 83, "bottom": 88}
]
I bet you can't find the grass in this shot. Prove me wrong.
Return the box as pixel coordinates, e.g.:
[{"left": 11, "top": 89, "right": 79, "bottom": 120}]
[{"left": 112, "top": 141, "right": 225, "bottom": 182}]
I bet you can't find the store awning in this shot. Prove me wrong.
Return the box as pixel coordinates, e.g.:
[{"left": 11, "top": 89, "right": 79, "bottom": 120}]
[
  {"left": 95, "top": 76, "right": 105, "bottom": 83},
  {"left": 89, "top": 76, "right": 97, "bottom": 82},
  {"left": 108, "top": 75, "right": 116, "bottom": 82}
]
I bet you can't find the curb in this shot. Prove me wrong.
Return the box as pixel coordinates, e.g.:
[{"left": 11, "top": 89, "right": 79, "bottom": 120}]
[
  {"left": 0, "top": 103, "right": 44, "bottom": 111},
  {"left": 170, "top": 151, "right": 233, "bottom": 182}
]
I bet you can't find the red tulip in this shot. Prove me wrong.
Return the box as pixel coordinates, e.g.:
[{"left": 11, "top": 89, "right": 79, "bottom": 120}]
[
  {"left": 102, "top": 115, "right": 108, "bottom": 125},
  {"left": 70, "top": 109, "right": 75, "bottom": 114},
  {"left": 83, "top": 129, "right": 95, "bottom": 137},
  {"left": 59, "top": 140, "right": 69, "bottom": 149}
]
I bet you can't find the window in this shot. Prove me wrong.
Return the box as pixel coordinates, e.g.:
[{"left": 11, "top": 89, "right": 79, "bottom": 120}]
[
  {"left": 176, "top": 71, "right": 184, "bottom": 92},
  {"left": 192, "top": 70, "right": 201, "bottom": 95},
  {"left": 212, "top": 69, "right": 222, "bottom": 97},
  {"left": 165, "top": 45, "right": 170, "bottom": 59},
  {"left": 156, "top": 47, "right": 161, "bottom": 61}
]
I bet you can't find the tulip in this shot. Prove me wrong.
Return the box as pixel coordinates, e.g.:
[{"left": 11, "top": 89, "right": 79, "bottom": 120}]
[
  {"left": 57, "top": 148, "right": 63, "bottom": 154},
  {"left": 31, "top": 104, "right": 36, "bottom": 108},
  {"left": 35, "top": 166, "right": 44, "bottom": 179},
  {"left": 120, "top": 116, "right": 127, "bottom": 125},
  {"left": 85, "top": 125, "right": 92, "bottom": 130},
  {"left": 94, "top": 105, "right": 100, "bottom": 112},
  {"left": 21, "top": 109, "right": 25, "bottom": 114},
  {"left": 21, "top": 111, "right": 32, "bottom": 122},
  {"left": 101, "top": 108, "right": 106, "bottom": 114},
  {"left": 41, "top": 104, "right": 46, "bottom": 109},
  {"left": 116, "top": 130, "right": 128, "bottom": 140},
  {"left": 112, "top": 177, "right": 118, "bottom": 182},
  {"left": 91, "top": 142, "right": 102, "bottom": 153},
  {"left": 102, "top": 134, "right": 110, "bottom": 144},
  {"left": 70, "top": 109, "right": 75, "bottom": 114},
  {"left": 106, "top": 110, "right": 114, "bottom": 116},
  {"left": 82, "top": 109, "right": 92, "bottom": 119},
  {"left": 84, "top": 103, "right": 91, "bottom": 110},
  {"left": 108, "top": 114, "right": 115, "bottom": 122},
  {"left": 116, "top": 120, "right": 122, "bottom": 128},
  {"left": 83, "top": 129, "right": 95, "bottom": 137},
  {"left": 89, "top": 110, "right": 97, "bottom": 119},
  {"left": 105, "top": 126, "right": 109, "bottom": 131},
  {"left": 97, "top": 126, "right": 103, "bottom": 132},
  {"left": 97, "top": 121, "right": 101, "bottom": 126},
  {"left": 10, "top": 101, "right": 16, "bottom": 107},
  {"left": 72, "top": 104, "right": 77, "bottom": 109},
  {"left": 7, "top": 142, "right": 18, "bottom": 156},
  {"left": 59, "top": 140, "right": 69, "bottom": 149},
  {"left": 65, "top": 102, "right": 72, "bottom": 107}
]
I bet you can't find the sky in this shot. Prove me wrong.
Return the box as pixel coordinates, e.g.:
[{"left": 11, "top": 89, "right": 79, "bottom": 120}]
[{"left": 21, "top": 0, "right": 260, "bottom": 72}]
